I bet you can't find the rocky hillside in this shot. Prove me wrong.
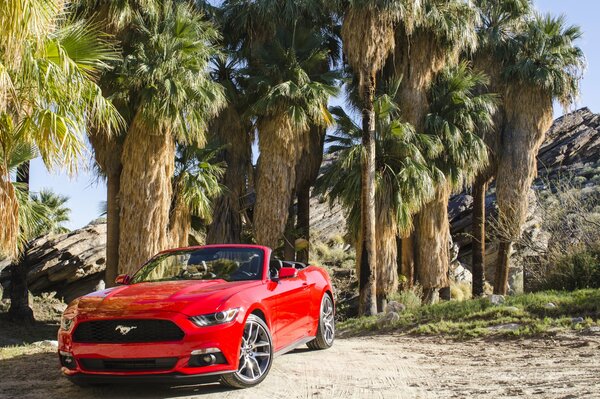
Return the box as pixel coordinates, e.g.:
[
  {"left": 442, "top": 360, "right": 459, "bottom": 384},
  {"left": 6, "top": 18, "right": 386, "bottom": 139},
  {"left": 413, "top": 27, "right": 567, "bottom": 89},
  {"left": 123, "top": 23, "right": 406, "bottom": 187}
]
[{"left": 1, "top": 108, "right": 598, "bottom": 302}]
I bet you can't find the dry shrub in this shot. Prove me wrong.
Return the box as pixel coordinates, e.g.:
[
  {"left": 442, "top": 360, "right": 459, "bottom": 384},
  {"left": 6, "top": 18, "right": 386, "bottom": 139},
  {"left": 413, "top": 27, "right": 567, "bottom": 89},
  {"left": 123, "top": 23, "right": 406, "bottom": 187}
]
[
  {"left": 390, "top": 284, "right": 423, "bottom": 310},
  {"left": 509, "top": 178, "right": 600, "bottom": 291},
  {"left": 450, "top": 281, "right": 472, "bottom": 301}
]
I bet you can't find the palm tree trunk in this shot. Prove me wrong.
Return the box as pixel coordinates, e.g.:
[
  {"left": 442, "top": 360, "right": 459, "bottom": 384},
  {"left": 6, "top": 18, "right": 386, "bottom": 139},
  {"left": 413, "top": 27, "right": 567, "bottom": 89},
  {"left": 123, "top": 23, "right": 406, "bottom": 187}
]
[
  {"left": 296, "top": 185, "right": 310, "bottom": 263},
  {"left": 376, "top": 208, "right": 398, "bottom": 313},
  {"left": 494, "top": 84, "right": 553, "bottom": 294},
  {"left": 294, "top": 125, "right": 326, "bottom": 264},
  {"left": 283, "top": 202, "right": 296, "bottom": 260},
  {"left": 168, "top": 196, "right": 191, "bottom": 248},
  {"left": 0, "top": 164, "right": 19, "bottom": 258},
  {"left": 494, "top": 241, "right": 511, "bottom": 295},
  {"left": 416, "top": 184, "right": 451, "bottom": 303},
  {"left": 254, "top": 114, "right": 305, "bottom": 248},
  {"left": 400, "top": 235, "right": 415, "bottom": 288},
  {"left": 471, "top": 176, "right": 488, "bottom": 297},
  {"left": 7, "top": 251, "right": 34, "bottom": 323},
  {"left": 118, "top": 116, "right": 175, "bottom": 275},
  {"left": 105, "top": 169, "right": 121, "bottom": 285},
  {"left": 7, "top": 160, "right": 34, "bottom": 321},
  {"left": 207, "top": 106, "right": 249, "bottom": 244},
  {"left": 359, "top": 72, "right": 378, "bottom": 316},
  {"left": 88, "top": 130, "right": 123, "bottom": 286}
]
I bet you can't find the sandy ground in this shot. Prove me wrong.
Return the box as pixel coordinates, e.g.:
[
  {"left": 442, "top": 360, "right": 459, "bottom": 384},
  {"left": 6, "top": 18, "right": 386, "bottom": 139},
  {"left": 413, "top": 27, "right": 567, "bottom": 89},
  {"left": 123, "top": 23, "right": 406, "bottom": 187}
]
[{"left": 1, "top": 334, "right": 600, "bottom": 399}]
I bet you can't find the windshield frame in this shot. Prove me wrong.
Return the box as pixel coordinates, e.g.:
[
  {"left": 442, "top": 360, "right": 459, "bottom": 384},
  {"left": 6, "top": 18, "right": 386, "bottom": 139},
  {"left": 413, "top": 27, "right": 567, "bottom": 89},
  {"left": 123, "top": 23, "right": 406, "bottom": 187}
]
[{"left": 130, "top": 246, "right": 267, "bottom": 284}]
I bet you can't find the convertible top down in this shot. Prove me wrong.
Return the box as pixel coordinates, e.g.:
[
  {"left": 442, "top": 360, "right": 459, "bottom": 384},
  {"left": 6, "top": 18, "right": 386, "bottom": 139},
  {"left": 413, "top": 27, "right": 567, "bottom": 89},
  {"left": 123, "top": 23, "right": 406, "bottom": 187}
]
[{"left": 58, "top": 244, "right": 335, "bottom": 388}]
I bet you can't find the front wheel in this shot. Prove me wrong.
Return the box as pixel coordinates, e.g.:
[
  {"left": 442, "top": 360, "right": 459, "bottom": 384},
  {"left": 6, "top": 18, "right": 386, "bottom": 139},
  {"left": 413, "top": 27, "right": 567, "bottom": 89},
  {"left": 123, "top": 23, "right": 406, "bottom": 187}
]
[
  {"left": 220, "top": 314, "right": 273, "bottom": 389},
  {"left": 307, "top": 293, "right": 335, "bottom": 350}
]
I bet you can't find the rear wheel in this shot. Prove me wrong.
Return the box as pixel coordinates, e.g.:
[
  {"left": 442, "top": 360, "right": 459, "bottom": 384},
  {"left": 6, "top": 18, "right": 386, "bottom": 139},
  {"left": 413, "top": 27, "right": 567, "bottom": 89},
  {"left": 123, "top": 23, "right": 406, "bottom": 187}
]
[
  {"left": 220, "top": 314, "right": 273, "bottom": 389},
  {"left": 307, "top": 293, "right": 335, "bottom": 350}
]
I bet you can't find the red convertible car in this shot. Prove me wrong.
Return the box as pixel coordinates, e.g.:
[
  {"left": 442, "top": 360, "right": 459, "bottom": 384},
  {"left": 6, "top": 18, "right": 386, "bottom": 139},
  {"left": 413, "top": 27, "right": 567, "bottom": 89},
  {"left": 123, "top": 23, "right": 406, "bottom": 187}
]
[{"left": 58, "top": 244, "right": 335, "bottom": 388}]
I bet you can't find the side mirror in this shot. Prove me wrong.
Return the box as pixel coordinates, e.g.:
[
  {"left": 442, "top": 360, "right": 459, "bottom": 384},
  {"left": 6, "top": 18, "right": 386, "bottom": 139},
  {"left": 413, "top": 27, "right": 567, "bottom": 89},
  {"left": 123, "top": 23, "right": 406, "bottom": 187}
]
[
  {"left": 278, "top": 267, "right": 298, "bottom": 279},
  {"left": 115, "top": 274, "right": 131, "bottom": 285}
]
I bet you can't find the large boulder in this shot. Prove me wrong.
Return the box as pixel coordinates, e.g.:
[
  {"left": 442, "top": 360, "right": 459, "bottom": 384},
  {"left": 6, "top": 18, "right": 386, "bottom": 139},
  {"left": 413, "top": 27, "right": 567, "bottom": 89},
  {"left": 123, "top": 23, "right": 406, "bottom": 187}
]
[{"left": 0, "top": 220, "right": 107, "bottom": 303}]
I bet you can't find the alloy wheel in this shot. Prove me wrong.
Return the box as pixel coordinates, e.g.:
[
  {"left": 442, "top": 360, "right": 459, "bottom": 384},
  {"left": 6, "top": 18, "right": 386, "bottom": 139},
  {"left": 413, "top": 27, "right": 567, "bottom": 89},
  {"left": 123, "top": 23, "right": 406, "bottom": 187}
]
[{"left": 236, "top": 319, "right": 271, "bottom": 382}]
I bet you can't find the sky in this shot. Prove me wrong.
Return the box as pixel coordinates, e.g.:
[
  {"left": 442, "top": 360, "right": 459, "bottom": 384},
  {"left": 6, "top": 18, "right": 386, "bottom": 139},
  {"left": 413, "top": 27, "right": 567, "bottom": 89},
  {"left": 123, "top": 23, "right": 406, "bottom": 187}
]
[{"left": 29, "top": 0, "right": 600, "bottom": 231}]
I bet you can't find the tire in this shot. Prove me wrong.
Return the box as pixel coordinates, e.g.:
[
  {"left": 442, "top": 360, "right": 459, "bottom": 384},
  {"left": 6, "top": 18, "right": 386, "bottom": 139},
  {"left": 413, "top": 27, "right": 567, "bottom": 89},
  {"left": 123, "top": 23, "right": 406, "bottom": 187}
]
[
  {"left": 307, "top": 293, "right": 335, "bottom": 350},
  {"left": 220, "top": 314, "right": 273, "bottom": 389}
]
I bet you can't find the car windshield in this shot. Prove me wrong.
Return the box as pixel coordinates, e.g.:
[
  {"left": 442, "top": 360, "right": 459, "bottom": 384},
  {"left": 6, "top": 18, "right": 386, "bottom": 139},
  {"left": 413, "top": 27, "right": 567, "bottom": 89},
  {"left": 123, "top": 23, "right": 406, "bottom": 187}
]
[{"left": 131, "top": 247, "right": 264, "bottom": 283}]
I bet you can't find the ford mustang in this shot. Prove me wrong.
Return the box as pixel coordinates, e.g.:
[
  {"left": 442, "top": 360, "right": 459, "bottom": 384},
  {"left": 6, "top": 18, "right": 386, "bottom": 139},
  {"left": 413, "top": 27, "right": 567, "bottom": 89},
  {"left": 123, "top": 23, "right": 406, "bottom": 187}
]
[{"left": 58, "top": 244, "right": 335, "bottom": 388}]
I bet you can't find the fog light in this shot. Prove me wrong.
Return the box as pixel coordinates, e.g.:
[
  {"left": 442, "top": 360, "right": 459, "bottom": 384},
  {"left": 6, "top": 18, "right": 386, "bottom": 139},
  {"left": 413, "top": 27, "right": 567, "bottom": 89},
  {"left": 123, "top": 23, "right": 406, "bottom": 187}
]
[
  {"left": 202, "top": 354, "right": 216, "bottom": 365},
  {"left": 59, "top": 351, "right": 77, "bottom": 370},
  {"left": 188, "top": 349, "right": 227, "bottom": 367}
]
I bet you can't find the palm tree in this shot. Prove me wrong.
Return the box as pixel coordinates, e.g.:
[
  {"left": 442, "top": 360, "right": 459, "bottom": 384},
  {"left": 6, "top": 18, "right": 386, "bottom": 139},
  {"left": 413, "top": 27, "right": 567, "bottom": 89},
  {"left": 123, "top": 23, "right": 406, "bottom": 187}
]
[
  {"left": 82, "top": 1, "right": 225, "bottom": 276},
  {"left": 418, "top": 62, "right": 496, "bottom": 301},
  {"left": 205, "top": 57, "right": 252, "bottom": 244},
  {"left": 246, "top": 27, "right": 338, "bottom": 250},
  {"left": 0, "top": 2, "right": 121, "bottom": 322},
  {"left": 30, "top": 189, "right": 71, "bottom": 236},
  {"left": 388, "top": 0, "right": 479, "bottom": 298},
  {"left": 493, "top": 13, "right": 584, "bottom": 294},
  {"left": 318, "top": 82, "right": 440, "bottom": 311},
  {"left": 470, "top": 0, "right": 531, "bottom": 296},
  {"left": 170, "top": 145, "right": 225, "bottom": 247},
  {"left": 338, "top": 0, "right": 417, "bottom": 316},
  {"left": 0, "top": 8, "right": 120, "bottom": 259}
]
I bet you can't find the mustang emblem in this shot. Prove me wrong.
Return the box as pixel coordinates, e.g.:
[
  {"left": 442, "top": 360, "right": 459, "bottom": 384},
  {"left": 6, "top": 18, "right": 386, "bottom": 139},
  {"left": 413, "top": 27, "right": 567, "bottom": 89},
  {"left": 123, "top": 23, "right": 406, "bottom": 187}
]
[{"left": 115, "top": 325, "right": 137, "bottom": 335}]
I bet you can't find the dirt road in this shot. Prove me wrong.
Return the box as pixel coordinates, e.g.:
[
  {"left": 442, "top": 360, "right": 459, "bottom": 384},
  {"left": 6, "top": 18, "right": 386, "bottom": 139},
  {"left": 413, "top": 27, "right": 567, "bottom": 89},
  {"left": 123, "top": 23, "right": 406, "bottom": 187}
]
[{"left": 1, "top": 334, "right": 599, "bottom": 399}]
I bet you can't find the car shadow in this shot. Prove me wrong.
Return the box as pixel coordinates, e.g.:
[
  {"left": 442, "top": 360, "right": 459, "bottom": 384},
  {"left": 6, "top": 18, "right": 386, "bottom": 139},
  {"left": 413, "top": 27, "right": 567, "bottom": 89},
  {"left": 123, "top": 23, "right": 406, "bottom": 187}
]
[
  {"left": 0, "top": 350, "right": 246, "bottom": 399},
  {"left": 0, "top": 313, "right": 60, "bottom": 347}
]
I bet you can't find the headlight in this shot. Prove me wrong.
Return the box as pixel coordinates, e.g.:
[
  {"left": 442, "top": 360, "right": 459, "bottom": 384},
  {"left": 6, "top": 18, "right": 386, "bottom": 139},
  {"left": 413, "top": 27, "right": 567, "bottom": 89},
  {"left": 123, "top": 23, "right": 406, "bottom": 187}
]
[
  {"left": 189, "top": 308, "right": 239, "bottom": 327},
  {"left": 60, "top": 315, "right": 75, "bottom": 331}
]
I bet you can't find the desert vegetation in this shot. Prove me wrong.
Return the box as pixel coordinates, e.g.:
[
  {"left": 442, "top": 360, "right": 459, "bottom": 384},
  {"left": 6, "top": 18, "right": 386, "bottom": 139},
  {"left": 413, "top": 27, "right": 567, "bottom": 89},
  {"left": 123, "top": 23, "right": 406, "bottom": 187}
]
[{"left": 0, "top": 0, "right": 594, "bottom": 327}]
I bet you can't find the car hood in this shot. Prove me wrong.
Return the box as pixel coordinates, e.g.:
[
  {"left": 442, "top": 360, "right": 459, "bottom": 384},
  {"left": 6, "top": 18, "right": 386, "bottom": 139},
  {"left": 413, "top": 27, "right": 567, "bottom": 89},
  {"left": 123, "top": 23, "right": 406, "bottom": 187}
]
[{"left": 73, "top": 280, "right": 262, "bottom": 317}]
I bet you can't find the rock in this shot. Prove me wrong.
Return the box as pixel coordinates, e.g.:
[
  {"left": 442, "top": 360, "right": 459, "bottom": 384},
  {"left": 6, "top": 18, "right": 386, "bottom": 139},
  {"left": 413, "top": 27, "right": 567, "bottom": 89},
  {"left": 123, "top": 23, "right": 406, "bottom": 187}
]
[
  {"left": 450, "top": 261, "right": 472, "bottom": 284},
  {"left": 488, "top": 323, "right": 521, "bottom": 331},
  {"left": 0, "top": 222, "right": 107, "bottom": 303},
  {"left": 571, "top": 317, "right": 585, "bottom": 324},
  {"left": 32, "top": 340, "right": 58, "bottom": 348},
  {"left": 377, "top": 311, "right": 400, "bottom": 328},
  {"left": 488, "top": 294, "right": 505, "bottom": 305},
  {"left": 504, "top": 306, "right": 519, "bottom": 312},
  {"left": 386, "top": 301, "right": 406, "bottom": 313},
  {"left": 544, "top": 302, "right": 557, "bottom": 309}
]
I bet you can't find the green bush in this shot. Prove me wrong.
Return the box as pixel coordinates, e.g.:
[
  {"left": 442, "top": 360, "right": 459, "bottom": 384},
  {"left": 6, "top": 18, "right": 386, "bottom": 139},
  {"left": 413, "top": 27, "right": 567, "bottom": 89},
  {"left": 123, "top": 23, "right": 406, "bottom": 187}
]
[{"left": 542, "top": 248, "right": 600, "bottom": 291}]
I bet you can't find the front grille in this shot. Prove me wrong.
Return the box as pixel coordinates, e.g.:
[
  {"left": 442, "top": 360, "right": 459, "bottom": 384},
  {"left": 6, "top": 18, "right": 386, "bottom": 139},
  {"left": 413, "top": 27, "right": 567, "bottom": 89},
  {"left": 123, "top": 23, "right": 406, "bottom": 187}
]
[
  {"left": 73, "top": 319, "right": 184, "bottom": 343},
  {"left": 79, "top": 357, "right": 178, "bottom": 372}
]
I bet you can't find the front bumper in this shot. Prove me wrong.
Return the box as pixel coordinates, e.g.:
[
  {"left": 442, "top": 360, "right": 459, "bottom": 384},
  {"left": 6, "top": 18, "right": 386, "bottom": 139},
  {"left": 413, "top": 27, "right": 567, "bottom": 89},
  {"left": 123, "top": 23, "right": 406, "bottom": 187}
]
[{"left": 58, "top": 310, "right": 244, "bottom": 382}]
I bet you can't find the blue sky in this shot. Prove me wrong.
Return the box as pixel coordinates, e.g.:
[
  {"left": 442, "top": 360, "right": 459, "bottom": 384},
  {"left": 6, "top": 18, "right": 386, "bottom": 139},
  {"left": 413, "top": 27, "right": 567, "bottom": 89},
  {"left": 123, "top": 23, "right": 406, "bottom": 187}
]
[{"left": 29, "top": 0, "right": 600, "bottom": 230}]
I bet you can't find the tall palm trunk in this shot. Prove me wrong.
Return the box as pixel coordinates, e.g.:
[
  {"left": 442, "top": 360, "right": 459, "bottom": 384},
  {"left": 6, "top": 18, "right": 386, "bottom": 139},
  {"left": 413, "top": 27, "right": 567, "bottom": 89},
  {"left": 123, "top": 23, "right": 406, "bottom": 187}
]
[
  {"left": 394, "top": 31, "right": 448, "bottom": 290},
  {"left": 118, "top": 116, "right": 175, "bottom": 275},
  {"left": 207, "top": 105, "right": 250, "bottom": 244},
  {"left": 471, "top": 175, "right": 488, "bottom": 297},
  {"left": 89, "top": 132, "right": 122, "bottom": 287},
  {"left": 494, "top": 84, "right": 552, "bottom": 294},
  {"left": 376, "top": 207, "right": 398, "bottom": 312},
  {"left": 105, "top": 168, "right": 121, "bottom": 285},
  {"left": 168, "top": 192, "right": 191, "bottom": 248},
  {"left": 254, "top": 113, "right": 306, "bottom": 248},
  {"left": 283, "top": 202, "right": 296, "bottom": 260},
  {"left": 6, "top": 165, "right": 33, "bottom": 322},
  {"left": 415, "top": 183, "right": 451, "bottom": 302},
  {"left": 358, "top": 72, "right": 378, "bottom": 316},
  {"left": 400, "top": 235, "right": 415, "bottom": 287},
  {"left": 0, "top": 165, "right": 18, "bottom": 259},
  {"left": 294, "top": 125, "right": 326, "bottom": 263}
]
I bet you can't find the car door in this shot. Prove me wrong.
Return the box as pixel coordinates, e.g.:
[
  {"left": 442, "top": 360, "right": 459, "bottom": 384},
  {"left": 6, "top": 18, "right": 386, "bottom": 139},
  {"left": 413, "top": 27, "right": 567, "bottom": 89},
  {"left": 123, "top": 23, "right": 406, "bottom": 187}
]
[{"left": 266, "top": 261, "right": 310, "bottom": 351}]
